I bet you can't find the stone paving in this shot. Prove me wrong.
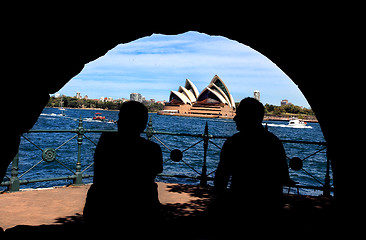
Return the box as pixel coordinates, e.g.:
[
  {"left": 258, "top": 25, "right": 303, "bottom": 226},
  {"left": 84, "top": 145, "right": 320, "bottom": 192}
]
[{"left": 0, "top": 182, "right": 212, "bottom": 230}]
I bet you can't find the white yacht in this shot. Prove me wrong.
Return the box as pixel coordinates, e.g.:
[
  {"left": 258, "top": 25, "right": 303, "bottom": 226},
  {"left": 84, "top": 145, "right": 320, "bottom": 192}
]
[{"left": 288, "top": 118, "right": 310, "bottom": 128}]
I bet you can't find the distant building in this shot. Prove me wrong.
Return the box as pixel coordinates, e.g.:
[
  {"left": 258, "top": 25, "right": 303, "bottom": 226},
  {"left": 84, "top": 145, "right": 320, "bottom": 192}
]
[
  {"left": 281, "top": 99, "right": 292, "bottom": 106},
  {"left": 254, "top": 90, "right": 260, "bottom": 101},
  {"left": 84, "top": 95, "right": 88, "bottom": 100},
  {"left": 130, "top": 93, "right": 142, "bottom": 102},
  {"left": 76, "top": 92, "right": 82, "bottom": 99},
  {"left": 281, "top": 99, "right": 288, "bottom": 106},
  {"left": 55, "top": 93, "right": 61, "bottom": 98}
]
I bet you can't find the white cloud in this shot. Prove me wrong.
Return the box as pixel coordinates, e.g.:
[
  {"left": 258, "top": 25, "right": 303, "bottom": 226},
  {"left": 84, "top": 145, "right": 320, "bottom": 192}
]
[
  {"left": 81, "top": 31, "right": 268, "bottom": 73},
  {"left": 61, "top": 31, "right": 310, "bottom": 107}
]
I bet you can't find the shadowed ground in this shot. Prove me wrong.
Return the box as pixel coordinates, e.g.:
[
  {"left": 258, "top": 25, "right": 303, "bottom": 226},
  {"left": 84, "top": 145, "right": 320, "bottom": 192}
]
[{"left": 0, "top": 183, "right": 335, "bottom": 237}]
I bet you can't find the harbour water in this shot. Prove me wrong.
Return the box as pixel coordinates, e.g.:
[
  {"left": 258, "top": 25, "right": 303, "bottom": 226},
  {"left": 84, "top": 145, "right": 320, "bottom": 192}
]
[{"left": 2, "top": 108, "right": 330, "bottom": 196}]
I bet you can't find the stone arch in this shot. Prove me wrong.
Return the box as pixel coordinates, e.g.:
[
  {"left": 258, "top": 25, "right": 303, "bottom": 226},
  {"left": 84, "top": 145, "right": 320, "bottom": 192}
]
[{"left": 3, "top": 17, "right": 356, "bottom": 215}]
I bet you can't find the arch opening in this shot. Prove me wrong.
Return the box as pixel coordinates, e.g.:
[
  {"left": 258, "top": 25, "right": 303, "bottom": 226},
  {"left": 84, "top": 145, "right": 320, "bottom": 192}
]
[
  {"left": 2, "top": 18, "right": 358, "bottom": 226},
  {"left": 59, "top": 31, "right": 313, "bottom": 111},
  {"left": 10, "top": 31, "right": 328, "bottom": 196}
]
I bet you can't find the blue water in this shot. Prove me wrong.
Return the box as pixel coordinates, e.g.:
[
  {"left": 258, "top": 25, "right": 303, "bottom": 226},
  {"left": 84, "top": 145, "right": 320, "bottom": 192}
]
[{"left": 1, "top": 108, "right": 330, "bottom": 195}]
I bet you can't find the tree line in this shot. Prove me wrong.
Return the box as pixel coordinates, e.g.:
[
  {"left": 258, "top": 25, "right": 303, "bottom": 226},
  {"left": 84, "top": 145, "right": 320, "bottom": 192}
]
[
  {"left": 234, "top": 102, "right": 314, "bottom": 116},
  {"left": 264, "top": 103, "right": 314, "bottom": 116},
  {"left": 48, "top": 96, "right": 313, "bottom": 116},
  {"left": 46, "top": 96, "right": 164, "bottom": 112}
]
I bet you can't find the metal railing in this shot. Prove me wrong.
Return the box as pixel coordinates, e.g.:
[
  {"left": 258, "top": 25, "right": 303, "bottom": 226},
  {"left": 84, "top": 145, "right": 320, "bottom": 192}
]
[{"left": 1, "top": 117, "right": 332, "bottom": 196}]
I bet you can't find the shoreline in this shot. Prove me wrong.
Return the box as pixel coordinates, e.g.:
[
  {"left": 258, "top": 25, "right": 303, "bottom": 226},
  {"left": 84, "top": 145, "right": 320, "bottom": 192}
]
[
  {"left": 45, "top": 107, "right": 159, "bottom": 113},
  {"left": 157, "top": 111, "right": 318, "bottom": 122},
  {"left": 45, "top": 107, "right": 318, "bottom": 123},
  {"left": 157, "top": 111, "right": 234, "bottom": 119},
  {"left": 264, "top": 114, "right": 318, "bottom": 123}
]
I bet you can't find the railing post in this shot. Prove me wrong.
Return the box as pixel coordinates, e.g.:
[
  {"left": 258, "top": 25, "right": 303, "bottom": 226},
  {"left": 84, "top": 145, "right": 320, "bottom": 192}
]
[
  {"left": 146, "top": 117, "right": 153, "bottom": 141},
  {"left": 74, "top": 116, "right": 84, "bottom": 185},
  {"left": 200, "top": 122, "right": 209, "bottom": 187},
  {"left": 9, "top": 150, "right": 20, "bottom": 192},
  {"left": 323, "top": 149, "right": 331, "bottom": 197}
]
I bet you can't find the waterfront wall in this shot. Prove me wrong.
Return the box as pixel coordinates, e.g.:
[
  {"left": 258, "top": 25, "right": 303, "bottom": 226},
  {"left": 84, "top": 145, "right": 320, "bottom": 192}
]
[
  {"left": 159, "top": 103, "right": 235, "bottom": 119},
  {"left": 264, "top": 114, "right": 318, "bottom": 123}
]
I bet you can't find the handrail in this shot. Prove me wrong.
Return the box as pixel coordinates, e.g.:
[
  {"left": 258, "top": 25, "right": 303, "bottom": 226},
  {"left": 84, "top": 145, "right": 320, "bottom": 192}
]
[
  {"left": 1, "top": 117, "right": 331, "bottom": 196},
  {"left": 151, "top": 130, "right": 327, "bottom": 145},
  {"left": 28, "top": 129, "right": 327, "bottom": 145}
]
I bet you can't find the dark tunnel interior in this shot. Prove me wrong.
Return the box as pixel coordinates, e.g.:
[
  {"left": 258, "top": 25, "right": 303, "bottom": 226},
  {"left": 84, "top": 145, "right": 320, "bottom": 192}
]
[{"left": 2, "top": 12, "right": 361, "bottom": 233}]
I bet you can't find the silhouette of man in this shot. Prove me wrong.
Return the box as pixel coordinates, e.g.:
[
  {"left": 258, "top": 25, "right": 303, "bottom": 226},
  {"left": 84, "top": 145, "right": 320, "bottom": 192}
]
[
  {"left": 214, "top": 98, "right": 293, "bottom": 221},
  {"left": 84, "top": 101, "right": 163, "bottom": 231}
]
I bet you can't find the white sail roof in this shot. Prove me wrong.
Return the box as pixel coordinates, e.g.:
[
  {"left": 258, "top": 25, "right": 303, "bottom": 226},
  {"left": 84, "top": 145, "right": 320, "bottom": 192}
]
[
  {"left": 197, "top": 87, "right": 229, "bottom": 105},
  {"left": 185, "top": 79, "right": 199, "bottom": 100},
  {"left": 168, "top": 75, "right": 235, "bottom": 109},
  {"left": 209, "top": 83, "right": 232, "bottom": 108},
  {"left": 169, "top": 90, "right": 192, "bottom": 104},
  {"left": 178, "top": 86, "right": 197, "bottom": 102},
  {"left": 229, "top": 94, "right": 235, "bottom": 109},
  {"left": 208, "top": 87, "right": 229, "bottom": 105},
  {"left": 209, "top": 75, "right": 235, "bottom": 108}
]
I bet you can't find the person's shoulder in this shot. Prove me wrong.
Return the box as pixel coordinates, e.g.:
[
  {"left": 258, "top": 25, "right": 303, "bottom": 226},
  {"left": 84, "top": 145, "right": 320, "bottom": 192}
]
[
  {"left": 264, "top": 130, "right": 281, "bottom": 143},
  {"left": 101, "top": 132, "right": 119, "bottom": 137},
  {"left": 99, "top": 132, "right": 119, "bottom": 141},
  {"left": 139, "top": 138, "right": 162, "bottom": 159},
  {"left": 229, "top": 132, "right": 243, "bottom": 142},
  {"left": 139, "top": 137, "right": 161, "bottom": 150},
  {"left": 96, "top": 132, "right": 120, "bottom": 146},
  {"left": 223, "top": 132, "right": 240, "bottom": 147},
  {"left": 232, "top": 132, "right": 241, "bottom": 138}
]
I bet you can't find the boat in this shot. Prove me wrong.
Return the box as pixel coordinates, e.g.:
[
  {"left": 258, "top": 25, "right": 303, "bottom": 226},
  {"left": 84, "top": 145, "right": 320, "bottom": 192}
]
[
  {"left": 288, "top": 117, "right": 307, "bottom": 127},
  {"left": 93, "top": 113, "right": 106, "bottom": 121},
  {"left": 59, "top": 96, "right": 65, "bottom": 116}
]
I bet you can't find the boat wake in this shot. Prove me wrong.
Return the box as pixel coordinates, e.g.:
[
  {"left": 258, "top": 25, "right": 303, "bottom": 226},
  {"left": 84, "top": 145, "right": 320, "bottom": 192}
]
[
  {"left": 263, "top": 123, "right": 312, "bottom": 129},
  {"left": 83, "top": 117, "right": 115, "bottom": 124},
  {"left": 40, "top": 113, "right": 116, "bottom": 124},
  {"left": 40, "top": 113, "right": 64, "bottom": 117},
  {"left": 83, "top": 117, "right": 95, "bottom": 122}
]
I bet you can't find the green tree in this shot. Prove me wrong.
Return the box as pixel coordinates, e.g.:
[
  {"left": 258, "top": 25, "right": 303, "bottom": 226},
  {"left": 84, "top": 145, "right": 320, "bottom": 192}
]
[{"left": 264, "top": 103, "right": 275, "bottom": 113}]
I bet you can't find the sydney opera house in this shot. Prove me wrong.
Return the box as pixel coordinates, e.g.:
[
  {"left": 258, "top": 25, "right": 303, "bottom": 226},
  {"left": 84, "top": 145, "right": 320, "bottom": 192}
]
[{"left": 158, "top": 75, "right": 236, "bottom": 118}]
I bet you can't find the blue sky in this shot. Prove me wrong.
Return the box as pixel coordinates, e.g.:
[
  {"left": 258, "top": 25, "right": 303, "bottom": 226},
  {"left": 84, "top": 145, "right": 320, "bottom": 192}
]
[{"left": 60, "top": 31, "right": 310, "bottom": 108}]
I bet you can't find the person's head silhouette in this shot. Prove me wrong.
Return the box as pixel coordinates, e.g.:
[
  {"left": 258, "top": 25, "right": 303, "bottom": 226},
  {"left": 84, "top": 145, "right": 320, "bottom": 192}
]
[
  {"left": 117, "top": 101, "right": 148, "bottom": 136},
  {"left": 233, "top": 97, "right": 264, "bottom": 131}
]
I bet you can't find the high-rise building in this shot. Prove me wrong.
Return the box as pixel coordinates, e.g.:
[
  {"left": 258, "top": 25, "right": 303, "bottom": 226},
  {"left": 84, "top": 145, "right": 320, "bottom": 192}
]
[
  {"left": 254, "top": 90, "right": 260, "bottom": 101},
  {"left": 130, "top": 93, "right": 142, "bottom": 102},
  {"left": 76, "top": 92, "right": 81, "bottom": 99}
]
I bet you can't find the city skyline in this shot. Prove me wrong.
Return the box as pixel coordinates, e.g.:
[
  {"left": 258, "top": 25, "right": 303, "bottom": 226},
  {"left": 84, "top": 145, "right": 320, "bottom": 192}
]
[
  {"left": 53, "top": 90, "right": 305, "bottom": 108},
  {"left": 54, "top": 91, "right": 155, "bottom": 102},
  {"left": 58, "top": 31, "right": 310, "bottom": 108}
]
